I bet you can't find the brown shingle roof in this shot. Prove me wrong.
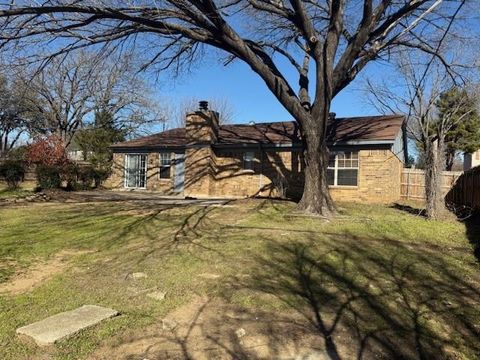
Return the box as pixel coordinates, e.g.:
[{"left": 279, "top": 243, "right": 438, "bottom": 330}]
[{"left": 111, "top": 115, "right": 404, "bottom": 149}]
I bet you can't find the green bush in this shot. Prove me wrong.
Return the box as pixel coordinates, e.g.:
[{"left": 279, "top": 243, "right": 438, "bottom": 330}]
[
  {"left": 0, "top": 160, "right": 25, "bottom": 189},
  {"left": 91, "top": 167, "right": 110, "bottom": 188},
  {"left": 62, "top": 163, "right": 81, "bottom": 191},
  {"left": 35, "top": 165, "right": 61, "bottom": 189},
  {"left": 76, "top": 165, "right": 110, "bottom": 189},
  {"left": 34, "top": 162, "right": 110, "bottom": 191}
]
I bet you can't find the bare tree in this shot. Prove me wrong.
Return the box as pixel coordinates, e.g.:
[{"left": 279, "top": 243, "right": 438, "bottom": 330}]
[
  {"left": 0, "top": 71, "right": 37, "bottom": 154},
  {"left": 20, "top": 52, "right": 165, "bottom": 146},
  {"left": 366, "top": 51, "right": 476, "bottom": 219},
  {"left": 0, "top": 0, "right": 476, "bottom": 215},
  {"left": 21, "top": 52, "right": 97, "bottom": 145},
  {"left": 168, "top": 96, "right": 235, "bottom": 128},
  {"left": 92, "top": 54, "right": 167, "bottom": 137}
]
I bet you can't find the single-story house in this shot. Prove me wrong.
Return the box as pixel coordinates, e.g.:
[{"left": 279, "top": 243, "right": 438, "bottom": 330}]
[{"left": 106, "top": 103, "right": 407, "bottom": 203}]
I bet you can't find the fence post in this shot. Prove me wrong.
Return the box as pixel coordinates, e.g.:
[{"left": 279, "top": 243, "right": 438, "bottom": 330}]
[{"left": 406, "top": 170, "right": 410, "bottom": 200}]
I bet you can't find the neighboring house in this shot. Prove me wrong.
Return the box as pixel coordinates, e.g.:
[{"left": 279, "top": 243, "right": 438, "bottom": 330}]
[
  {"left": 66, "top": 136, "right": 92, "bottom": 162},
  {"left": 106, "top": 103, "right": 407, "bottom": 203},
  {"left": 464, "top": 150, "right": 480, "bottom": 171}
]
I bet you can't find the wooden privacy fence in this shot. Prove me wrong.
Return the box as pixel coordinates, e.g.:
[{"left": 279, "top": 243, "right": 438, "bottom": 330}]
[
  {"left": 445, "top": 166, "right": 480, "bottom": 210},
  {"left": 401, "top": 168, "right": 463, "bottom": 201}
]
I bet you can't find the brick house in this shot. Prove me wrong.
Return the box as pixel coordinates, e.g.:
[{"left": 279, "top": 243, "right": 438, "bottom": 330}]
[{"left": 106, "top": 104, "right": 407, "bottom": 203}]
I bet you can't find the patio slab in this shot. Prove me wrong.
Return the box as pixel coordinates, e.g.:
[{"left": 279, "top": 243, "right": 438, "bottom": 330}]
[{"left": 16, "top": 305, "right": 118, "bottom": 345}]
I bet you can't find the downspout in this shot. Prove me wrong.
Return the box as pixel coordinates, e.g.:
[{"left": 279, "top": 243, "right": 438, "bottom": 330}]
[
  {"left": 259, "top": 144, "right": 263, "bottom": 194},
  {"left": 402, "top": 120, "right": 409, "bottom": 165}
]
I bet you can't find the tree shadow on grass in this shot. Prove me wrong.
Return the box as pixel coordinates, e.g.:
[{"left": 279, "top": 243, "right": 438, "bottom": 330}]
[
  {"left": 391, "top": 203, "right": 426, "bottom": 217},
  {"left": 228, "top": 233, "right": 480, "bottom": 359},
  {"left": 464, "top": 212, "right": 480, "bottom": 262}
]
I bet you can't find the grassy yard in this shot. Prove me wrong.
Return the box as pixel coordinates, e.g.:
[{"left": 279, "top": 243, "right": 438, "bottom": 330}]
[
  {"left": 0, "top": 181, "right": 36, "bottom": 199},
  {"left": 0, "top": 198, "right": 479, "bottom": 359}
]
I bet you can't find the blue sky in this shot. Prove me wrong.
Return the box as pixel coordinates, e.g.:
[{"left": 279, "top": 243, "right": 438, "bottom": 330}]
[{"left": 159, "top": 56, "right": 381, "bottom": 125}]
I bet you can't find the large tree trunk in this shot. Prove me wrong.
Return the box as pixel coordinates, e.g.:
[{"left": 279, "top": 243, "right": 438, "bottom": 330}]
[
  {"left": 297, "top": 112, "right": 336, "bottom": 217},
  {"left": 425, "top": 138, "right": 446, "bottom": 219}
]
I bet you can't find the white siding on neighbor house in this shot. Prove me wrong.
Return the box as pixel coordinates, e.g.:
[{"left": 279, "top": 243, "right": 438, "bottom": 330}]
[
  {"left": 464, "top": 150, "right": 480, "bottom": 171},
  {"left": 391, "top": 130, "right": 406, "bottom": 163}
]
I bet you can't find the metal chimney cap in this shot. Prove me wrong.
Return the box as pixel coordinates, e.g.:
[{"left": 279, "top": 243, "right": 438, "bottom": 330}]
[{"left": 199, "top": 101, "right": 209, "bottom": 111}]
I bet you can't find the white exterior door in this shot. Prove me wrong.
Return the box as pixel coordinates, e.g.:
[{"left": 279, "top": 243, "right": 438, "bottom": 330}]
[{"left": 124, "top": 154, "right": 147, "bottom": 188}]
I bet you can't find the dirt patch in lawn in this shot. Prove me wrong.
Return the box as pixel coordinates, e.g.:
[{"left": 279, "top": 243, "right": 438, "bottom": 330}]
[
  {"left": 89, "top": 296, "right": 365, "bottom": 360},
  {"left": 0, "top": 250, "right": 93, "bottom": 295}
]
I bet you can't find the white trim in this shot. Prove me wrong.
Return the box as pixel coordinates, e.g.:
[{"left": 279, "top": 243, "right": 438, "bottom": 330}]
[
  {"left": 124, "top": 153, "right": 148, "bottom": 189},
  {"left": 158, "top": 151, "right": 172, "bottom": 180},
  {"left": 243, "top": 151, "right": 255, "bottom": 171},
  {"left": 327, "top": 151, "right": 359, "bottom": 187}
]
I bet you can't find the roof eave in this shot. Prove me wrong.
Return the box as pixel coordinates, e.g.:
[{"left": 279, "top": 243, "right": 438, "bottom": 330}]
[{"left": 110, "top": 145, "right": 186, "bottom": 152}]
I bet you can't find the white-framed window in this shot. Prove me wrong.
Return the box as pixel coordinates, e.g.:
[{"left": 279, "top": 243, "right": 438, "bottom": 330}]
[
  {"left": 124, "top": 154, "right": 147, "bottom": 188},
  {"left": 159, "top": 152, "right": 171, "bottom": 179},
  {"left": 327, "top": 151, "right": 359, "bottom": 186},
  {"left": 243, "top": 151, "right": 255, "bottom": 171}
]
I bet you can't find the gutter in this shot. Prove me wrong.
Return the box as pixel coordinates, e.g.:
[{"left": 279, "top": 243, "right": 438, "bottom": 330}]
[{"left": 110, "top": 139, "right": 396, "bottom": 153}]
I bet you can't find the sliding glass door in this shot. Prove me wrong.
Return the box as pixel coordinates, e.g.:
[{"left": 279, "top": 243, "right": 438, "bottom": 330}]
[{"left": 124, "top": 154, "right": 147, "bottom": 188}]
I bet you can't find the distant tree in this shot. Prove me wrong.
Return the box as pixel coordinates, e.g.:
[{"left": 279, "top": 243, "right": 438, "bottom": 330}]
[
  {"left": 91, "top": 54, "right": 166, "bottom": 137},
  {"left": 75, "top": 109, "right": 126, "bottom": 170},
  {"left": 436, "top": 87, "right": 480, "bottom": 170},
  {"left": 366, "top": 51, "right": 476, "bottom": 219},
  {"left": 0, "top": 73, "right": 34, "bottom": 154},
  {"left": 169, "top": 97, "right": 235, "bottom": 128},
  {"left": 21, "top": 52, "right": 164, "bottom": 146},
  {"left": 0, "top": 1, "right": 474, "bottom": 215}
]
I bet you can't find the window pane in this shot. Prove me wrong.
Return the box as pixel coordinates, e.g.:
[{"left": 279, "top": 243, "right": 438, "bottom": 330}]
[
  {"left": 337, "top": 169, "right": 358, "bottom": 186},
  {"left": 243, "top": 151, "right": 255, "bottom": 170},
  {"left": 244, "top": 161, "right": 254, "bottom": 170},
  {"left": 160, "top": 152, "right": 171, "bottom": 166},
  {"left": 327, "top": 168, "right": 335, "bottom": 185},
  {"left": 126, "top": 154, "right": 146, "bottom": 187},
  {"left": 160, "top": 166, "right": 171, "bottom": 179}
]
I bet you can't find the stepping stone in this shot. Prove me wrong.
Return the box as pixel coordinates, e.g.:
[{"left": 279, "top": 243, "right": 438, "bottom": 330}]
[
  {"left": 146, "top": 290, "right": 166, "bottom": 301},
  {"left": 16, "top": 305, "right": 118, "bottom": 346},
  {"left": 131, "top": 272, "right": 148, "bottom": 279},
  {"left": 161, "top": 318, "right": 177, "bottom": 331},
  {"left": 198, "top": 273, "right": 220, "bottom": 279}
]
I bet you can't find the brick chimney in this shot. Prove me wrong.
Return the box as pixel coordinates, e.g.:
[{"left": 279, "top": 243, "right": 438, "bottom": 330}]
[{"left": 185, "top": 101, "right": 219, "bottom": 145}]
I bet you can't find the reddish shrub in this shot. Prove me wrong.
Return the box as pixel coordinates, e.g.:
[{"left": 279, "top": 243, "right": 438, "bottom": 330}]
[{"left": 26, "top": 135, "right": 69, "bottom": 167}]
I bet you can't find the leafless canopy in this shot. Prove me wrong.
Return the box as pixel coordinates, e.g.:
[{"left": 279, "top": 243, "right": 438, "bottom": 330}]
[
  {"left": 0, "top": 0, "right": 475, "bottom": 214},
  {"left": 0, "top": 1, "right": 473, "bottom": 127},
  {"left": 11, "top": 52, "right": 165, "bottom": 145}
]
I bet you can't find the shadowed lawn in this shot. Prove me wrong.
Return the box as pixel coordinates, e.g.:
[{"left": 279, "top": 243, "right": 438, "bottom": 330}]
[
  {"left": 0, "top": 181, "right": 36, "bottom": 199},
  {"left": 0, "top": 199, "right": 479, "bottom": 359}
]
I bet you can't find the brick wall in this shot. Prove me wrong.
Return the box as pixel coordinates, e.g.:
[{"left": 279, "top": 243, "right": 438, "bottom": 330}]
[
  {"left": 105, "top": 152, "right": 176, "bottom": 193},
  {"left": 183, "top": 147, "right": 402, "bottom": 203},
  {"left": 107, "top": 147, "right": 403, "bottom": 203},
  {"left": 329, "top": 150, "right": 402, "bottom": 203},
  {"left": 107, "top": 148, "right": 403, "bottom": 203}
]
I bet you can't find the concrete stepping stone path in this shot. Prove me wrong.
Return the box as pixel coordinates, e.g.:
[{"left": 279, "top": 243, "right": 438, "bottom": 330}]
[{"left": 16, "top": 305, "right": 118, "bottom": 345}]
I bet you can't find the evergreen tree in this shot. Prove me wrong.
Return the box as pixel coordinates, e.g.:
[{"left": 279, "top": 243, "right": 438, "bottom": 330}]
[
  {"left": 437, "top": 87, "right": 480, "bottom": 170},
  {"left": 76, "top": 109, "right": 126, "bottom": 171}
]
